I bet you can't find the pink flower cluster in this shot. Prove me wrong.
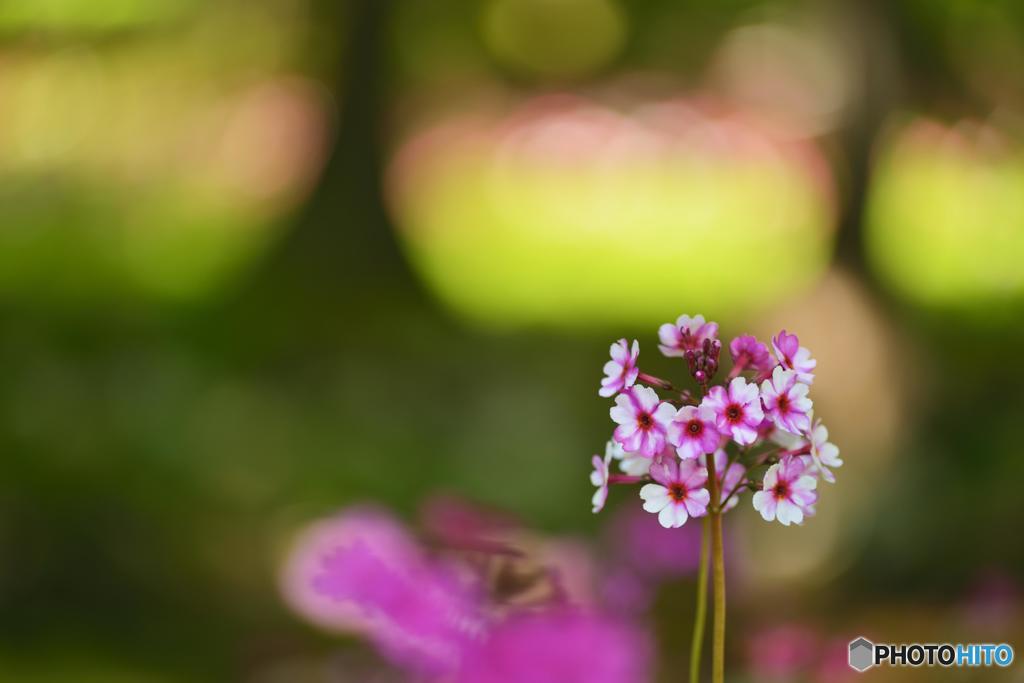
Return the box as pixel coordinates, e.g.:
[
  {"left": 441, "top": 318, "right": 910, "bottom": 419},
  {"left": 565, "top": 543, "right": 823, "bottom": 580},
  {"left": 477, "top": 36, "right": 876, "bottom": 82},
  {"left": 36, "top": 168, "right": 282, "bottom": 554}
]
[{"left": 592, "top": 314, "right": 840, "bottom": 527}]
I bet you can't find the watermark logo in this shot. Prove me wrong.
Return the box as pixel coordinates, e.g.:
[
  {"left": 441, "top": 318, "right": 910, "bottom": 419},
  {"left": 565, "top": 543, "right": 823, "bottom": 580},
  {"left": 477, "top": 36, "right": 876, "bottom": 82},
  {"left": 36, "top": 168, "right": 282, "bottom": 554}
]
[
  {"left": 848, "top": 637, "right": 875, "bottom": 672},
  {"left": 848, "top": 637, "right": 1014, "bottom": 672}
]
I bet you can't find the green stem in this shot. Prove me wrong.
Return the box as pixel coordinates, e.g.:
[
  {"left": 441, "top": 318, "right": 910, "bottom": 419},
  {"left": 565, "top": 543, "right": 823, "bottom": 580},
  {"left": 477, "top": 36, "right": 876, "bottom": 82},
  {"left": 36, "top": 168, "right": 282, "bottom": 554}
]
[
  {"left": 689, "top": 517, "right": 710, "bottom": 683},
  {"left": 710, "top": 509, "right": 725, "bottom": 683},
  {"left": 706, "top": 461, "right": 726, "bottom": 683}
]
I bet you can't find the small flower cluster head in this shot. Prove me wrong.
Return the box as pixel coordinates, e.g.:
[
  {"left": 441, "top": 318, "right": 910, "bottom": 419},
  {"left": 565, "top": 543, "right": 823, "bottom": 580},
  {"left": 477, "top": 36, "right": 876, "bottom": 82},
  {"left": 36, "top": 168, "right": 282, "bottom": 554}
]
[{"left": 592, "top": 314, "right": 840, "bottom": 528}]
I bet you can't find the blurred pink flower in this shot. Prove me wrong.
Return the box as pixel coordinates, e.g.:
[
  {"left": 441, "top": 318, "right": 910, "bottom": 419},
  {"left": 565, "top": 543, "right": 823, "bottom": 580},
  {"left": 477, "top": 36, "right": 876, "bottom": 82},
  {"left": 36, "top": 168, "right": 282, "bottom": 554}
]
[
  {"left": 600, "top": 339, "right": 640, "bottom": 398},
  {"left": 419, "top": 495, "right": 524, "bottom": 558},
  {"left": 752, "top": 455, "right": 817, "bottom": 526},
  {"left": 640, "top": 452, "right": 709, "bottom": 528},
  {"left": 457, "top": 611, "right": 650, "bottom": 683},
  {"left": 771, "top": 330, "right": 816, "bottom": 384},
  {"left": 658, "top": 314, "right": 718, "bottom": 357},
  {"left": 760, "top": 366, "right": 813, "bottom": 435},
  {"left": 747, "top": 624, "right": 819, "bottom": 679},
  {"left": 286, "top": 505, "right": 654, "bottom": 682},
  {"left": 668, "top": 404, "right": 721, "bottom": 460},
  {"left": 607, "top": 503, "right": 702, "bottom": 578},
  {"left": 962, "top": 569, "right": 1020, "bottom": 631},
  {"left": 287, "top": 509, "right": 487, "bottom": 676},
  {"left": 814, "top": 638, "right": 858, "bottom": 683},
  {"left": 280, "top": 507, "right": 419, "bottom": 633},
  {"left": 610, "top": 386, "right": 676, "bottom": 458},
  {"left": 704, "top": 377, "right": 764, "bottom": 445},
  {"left": 600, "top": 564, "right": 655, "bottom": 614}
]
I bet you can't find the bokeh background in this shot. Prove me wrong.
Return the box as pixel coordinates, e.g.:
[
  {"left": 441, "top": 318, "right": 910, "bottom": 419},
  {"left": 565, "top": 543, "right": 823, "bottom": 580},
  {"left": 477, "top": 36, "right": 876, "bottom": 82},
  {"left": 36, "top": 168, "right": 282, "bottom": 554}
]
[{"left": 1, "top": 0, "right": 1023, "bottom": 680}]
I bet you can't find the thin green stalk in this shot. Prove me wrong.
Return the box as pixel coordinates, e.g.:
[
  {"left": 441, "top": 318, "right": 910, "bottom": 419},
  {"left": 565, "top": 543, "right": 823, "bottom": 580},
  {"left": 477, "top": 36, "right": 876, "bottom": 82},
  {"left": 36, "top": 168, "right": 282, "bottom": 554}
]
[
  {"left": 710, "top": 508, "right": 725, "bottom": 683},
  {"left": 706, "top": 466, "right": 726, "bottom": 683},
  {"left": 688, "top": 516, "right": 710, "bottom": 683}
]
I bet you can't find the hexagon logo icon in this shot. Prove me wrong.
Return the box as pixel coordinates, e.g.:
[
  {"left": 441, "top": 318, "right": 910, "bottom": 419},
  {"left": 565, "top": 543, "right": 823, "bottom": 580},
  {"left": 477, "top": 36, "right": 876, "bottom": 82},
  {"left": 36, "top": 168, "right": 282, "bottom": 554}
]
[{"left": 849, "top": 637, "right": 875, "bottom": 672}]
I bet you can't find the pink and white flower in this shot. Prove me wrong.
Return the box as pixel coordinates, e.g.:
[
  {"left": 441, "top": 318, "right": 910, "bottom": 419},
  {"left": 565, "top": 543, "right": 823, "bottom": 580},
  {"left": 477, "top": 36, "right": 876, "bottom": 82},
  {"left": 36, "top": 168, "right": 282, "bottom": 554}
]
[
  {"left": 771, "top": 330, "right": 816, "bottom": 384},
  {"left": 658, "top": 314, "right": 718, "bottom": 358},
  {"left": 668, "top": 404, "right": 721, "bottom": 460},
  {"left": 610, "top": 386, "right": 676, "bottom": 458},
  {"left": 752, "top": 455, "right": 818, "bottom": 526},
  {"left": 639, "top": 453, "right": 710, "bottom": 528},
  {"left": 590, "top": 450, "right": 613, "bottom": 513},
  {"left": 701, "top": 449, "right": 746, "bottom": 512},
  {"left": 729, "top": 334, "right": 774, "bottom": 375},
  {"left": 808, "top": 417, "right": 842, "bottom": 483},
  {"left": 599, "top": 339, "right": 640, "bottom": 398},
  {"left": 607, "top": 439, "right": 651, "bottom": 476},
  {"left": 760, "top": 366, "right": 813, "bottom": 435},
  {"left": 704, "top": 377, "right": 764, "bottom": 445}
]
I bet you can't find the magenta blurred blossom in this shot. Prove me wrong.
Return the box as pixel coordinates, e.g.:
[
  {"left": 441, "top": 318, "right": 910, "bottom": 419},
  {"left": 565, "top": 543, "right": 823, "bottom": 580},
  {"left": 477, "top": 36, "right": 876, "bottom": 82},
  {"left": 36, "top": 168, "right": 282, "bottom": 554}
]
[
  {"left": 608, "top": 502, "right": 702, "bottom": 578},
  {"left": 280, "top": 507, "right": 419, "bottom": 633},
  {"left": 962, "top": 569, "right": 1020, "bottom": 630},
  {"left": 420, "top": 494, "right": 522, "bottom": 556},
  {"left": 457, "top": 611, "right": 650, "bottom": 683},
  {"left": 285, "top": 505, "right": 649, "bottom": 681},
  {"left": 747, "top": 623, "right": 819, "bottom": 679},
  {"left": 814, "top": 637, "right": 858, "bottom": 683},
  {"left": 283, "top": 507, "right": 486, "bottom": 676},
  {"left": 600, "top": 564, "right": 655, "bottom": 614}
]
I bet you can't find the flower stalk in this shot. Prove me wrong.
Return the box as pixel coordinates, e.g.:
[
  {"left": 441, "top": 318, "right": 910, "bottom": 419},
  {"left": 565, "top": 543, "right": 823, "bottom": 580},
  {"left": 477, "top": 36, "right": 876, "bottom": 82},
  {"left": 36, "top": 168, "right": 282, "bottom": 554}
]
[
  {"left": 709, "top": 484, "right": 726, "bottom": 683},
  {"left": 590, "top": 315, "right": 841, "bottom": 683},
  {"left": 688, "top": 516, "right": 709, "bottom": 683}
]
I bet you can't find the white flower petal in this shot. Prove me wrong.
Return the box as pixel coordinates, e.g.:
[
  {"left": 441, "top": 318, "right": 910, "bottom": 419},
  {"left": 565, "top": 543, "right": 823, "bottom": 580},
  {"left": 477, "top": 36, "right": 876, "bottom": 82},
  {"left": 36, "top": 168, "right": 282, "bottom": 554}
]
[
  {"left": 654, "top": 401, "right": 678, "bottom": 425},
  {"left": 776, "top": 501, "right": 793, "bottom": 526},
  {"left": 640, "top": 484, "right": 670, "bottom": 512},
  {"left": 658, "top": 502, "right": 688, "bottom": 528},
  {"left": 605, "top": 440, "right": 624, "bottom": 459},
  {"left": 633, "top": 386, "right": 659, "bottom": 412},
  {"left": 795, "top": 475, "right": 818, "bottom": 491},
  {"left": 620, "top": 454, "right": 650, "bottom": 476},
  {"left": 609, "top": 403, "right": 633, "bottom": 426},
  {"left": 752, "top": 491, "right": 774, "bottom": 520}
]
